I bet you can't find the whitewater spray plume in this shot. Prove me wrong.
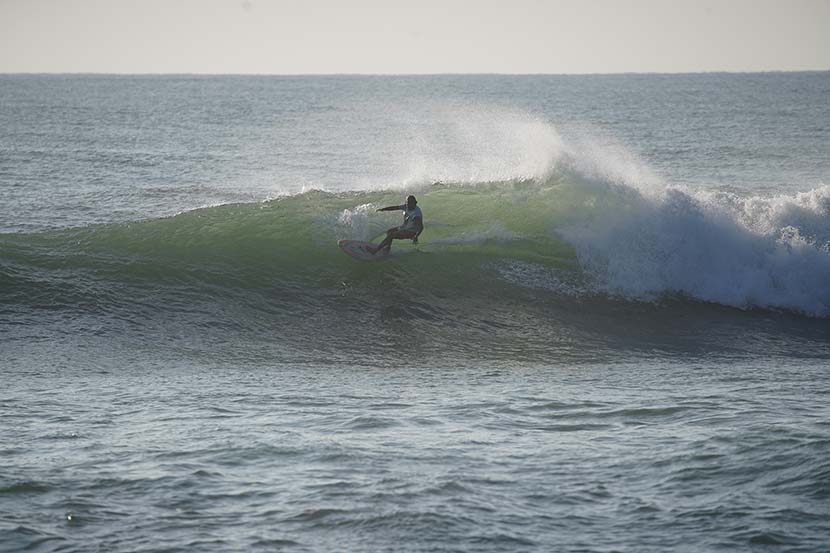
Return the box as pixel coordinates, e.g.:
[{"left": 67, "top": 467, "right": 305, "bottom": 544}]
[{"left": 384, "top": 103, "right": 563, "bottom": 187}]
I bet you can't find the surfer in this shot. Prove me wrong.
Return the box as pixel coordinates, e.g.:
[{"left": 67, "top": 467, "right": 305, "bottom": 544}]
[{"left": 371, "top": 195, "right": 423, "bottom": 254}]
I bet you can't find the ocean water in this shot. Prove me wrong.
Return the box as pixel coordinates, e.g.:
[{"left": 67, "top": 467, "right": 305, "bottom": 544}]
[{"left": 2, "top": 73, "right": 830, "bottom": 552}]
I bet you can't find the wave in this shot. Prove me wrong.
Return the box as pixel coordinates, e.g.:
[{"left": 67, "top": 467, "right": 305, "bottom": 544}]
[
  {"left": 3, "top": 179, "right": 829, "bottom": 320},
  {"left": 2, "top": 121, "right": 830, "bottom": 325}
]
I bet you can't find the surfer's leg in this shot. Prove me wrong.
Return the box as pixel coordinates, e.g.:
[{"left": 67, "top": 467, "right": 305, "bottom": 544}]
[
  {"left": 372, "top": 228, "right": 397, "bottom": 254},
  {"left": 375, "top": 229, "right": 416, "bottom": 254},
  {"left": 375, "top": 237, "right": 391, "bottom": 253}
]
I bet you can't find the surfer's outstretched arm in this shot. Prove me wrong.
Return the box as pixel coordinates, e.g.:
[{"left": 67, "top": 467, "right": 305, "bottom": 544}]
[{"left": 376, "top": 205, "right": 404, "bottom": 212}]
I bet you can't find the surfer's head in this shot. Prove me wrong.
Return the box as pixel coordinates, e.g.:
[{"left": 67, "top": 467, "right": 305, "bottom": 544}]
[{"left": 406, "top": 195, "right": 417, "bottom": 209}]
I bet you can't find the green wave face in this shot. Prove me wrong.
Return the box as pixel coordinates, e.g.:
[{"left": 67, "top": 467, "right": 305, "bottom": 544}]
[{"left": 0, "top": 179, "right": 580, "bottom": 318}]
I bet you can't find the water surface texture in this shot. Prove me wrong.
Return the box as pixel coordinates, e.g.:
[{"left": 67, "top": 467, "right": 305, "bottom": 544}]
[{"left": 2, "top": 74, "right": 830, "bottom": 552}]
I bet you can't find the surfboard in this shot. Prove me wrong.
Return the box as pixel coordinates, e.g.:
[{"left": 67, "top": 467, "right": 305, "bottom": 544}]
[{"left": 338, "top": 240, "right": 389, "bottom": 261}]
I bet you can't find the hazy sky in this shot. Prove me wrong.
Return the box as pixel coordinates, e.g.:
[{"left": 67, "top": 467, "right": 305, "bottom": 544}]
[{"left": 1, "top": 0, "right": 829, "bottom": 74}]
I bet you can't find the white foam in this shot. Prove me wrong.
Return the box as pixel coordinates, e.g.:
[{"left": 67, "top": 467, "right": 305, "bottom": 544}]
[
  {"left": 556, "top": 171, "right": 830, "bottom": 317},
  {"left": 336, "top": 203, "right": 379, "bottom": 241}
]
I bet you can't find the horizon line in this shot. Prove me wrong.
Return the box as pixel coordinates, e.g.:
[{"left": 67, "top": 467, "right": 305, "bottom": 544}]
[{"left": 2, "top": 69, "right": 829, "bottom": 78}]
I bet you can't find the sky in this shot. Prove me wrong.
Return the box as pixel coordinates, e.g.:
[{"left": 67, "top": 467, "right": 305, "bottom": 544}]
[{"left": 1, "top": 0, "right": 829, "bottom": 74}]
